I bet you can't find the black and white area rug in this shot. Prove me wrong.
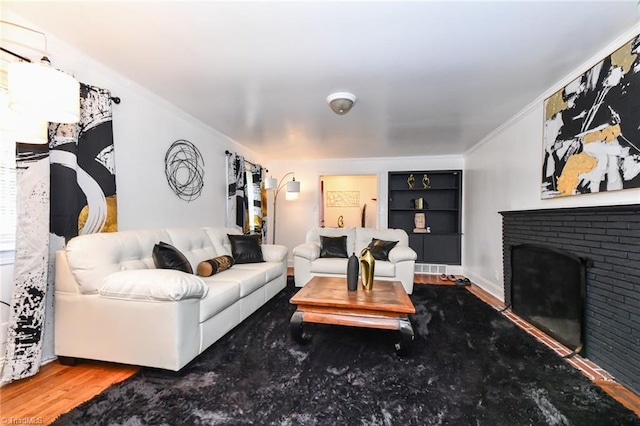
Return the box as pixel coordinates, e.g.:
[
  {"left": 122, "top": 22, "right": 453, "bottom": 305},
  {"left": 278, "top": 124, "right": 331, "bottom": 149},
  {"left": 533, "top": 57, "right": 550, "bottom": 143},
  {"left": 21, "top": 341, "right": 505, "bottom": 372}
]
[{"left": 54, "top": 280, "right": 639, "bottom": 425}]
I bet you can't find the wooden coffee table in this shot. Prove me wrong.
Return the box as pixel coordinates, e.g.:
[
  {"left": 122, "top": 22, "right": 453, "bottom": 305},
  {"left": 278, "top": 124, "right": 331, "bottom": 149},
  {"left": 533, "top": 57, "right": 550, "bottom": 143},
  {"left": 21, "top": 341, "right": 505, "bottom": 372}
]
[{"left": 289, "top": 276, "right": 416, "bottom": 355}]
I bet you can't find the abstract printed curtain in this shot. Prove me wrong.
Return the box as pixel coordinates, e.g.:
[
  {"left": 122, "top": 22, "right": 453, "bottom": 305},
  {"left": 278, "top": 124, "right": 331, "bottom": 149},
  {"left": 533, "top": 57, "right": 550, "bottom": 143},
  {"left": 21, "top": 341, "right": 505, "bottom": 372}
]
[
  {"left": 2, "top": 143, "right": 51, "bottom": 382},
  {"left": 227, "top": 154, "right": 245, "bottom": 231},
  {"left": 2, "top": 83, "right": 117, "bottom": 383},
  {"left": 226, "top": 153, "right": 266, "bottom": 241},
  {"left": 248, "top": 163, "right": 265, "bottom": 241},
  {"left": 50, "top": 84, "right": 118, "bottom": 241}
]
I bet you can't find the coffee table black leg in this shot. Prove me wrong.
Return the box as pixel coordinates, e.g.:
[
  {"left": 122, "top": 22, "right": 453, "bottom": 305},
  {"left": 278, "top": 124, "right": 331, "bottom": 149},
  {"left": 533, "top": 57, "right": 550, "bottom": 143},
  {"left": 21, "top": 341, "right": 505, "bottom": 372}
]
[
  {"left": 395, "top": 319, "right": 414, "bottom": 356},
  {"left": 290, "top": 310, "right": 310, "bottom": 344}
]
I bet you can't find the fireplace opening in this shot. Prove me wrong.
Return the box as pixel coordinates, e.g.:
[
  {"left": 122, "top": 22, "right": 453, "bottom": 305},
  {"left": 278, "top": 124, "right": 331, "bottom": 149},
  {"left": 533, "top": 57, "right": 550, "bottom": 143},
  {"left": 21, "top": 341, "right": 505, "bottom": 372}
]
[{"left": 510, "top": 244, "right": 589, "bottom": 352}]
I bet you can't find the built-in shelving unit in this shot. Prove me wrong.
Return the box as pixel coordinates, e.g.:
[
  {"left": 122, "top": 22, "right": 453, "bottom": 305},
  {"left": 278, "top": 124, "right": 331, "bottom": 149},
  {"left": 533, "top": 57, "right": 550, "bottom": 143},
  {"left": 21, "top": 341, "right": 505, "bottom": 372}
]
[{"left": 388, "top": 170, "right": 462, "bottom": 265}]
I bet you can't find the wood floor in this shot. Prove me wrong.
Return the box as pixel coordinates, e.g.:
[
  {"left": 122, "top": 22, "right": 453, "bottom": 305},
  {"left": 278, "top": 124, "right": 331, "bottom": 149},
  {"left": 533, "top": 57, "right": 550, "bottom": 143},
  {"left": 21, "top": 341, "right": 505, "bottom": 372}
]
[
  {"left": 0, "top": 360, "right": 137, "bottom": 424},
  {"left": 1, "top": 273, "right": 638, "bottom": 424}
]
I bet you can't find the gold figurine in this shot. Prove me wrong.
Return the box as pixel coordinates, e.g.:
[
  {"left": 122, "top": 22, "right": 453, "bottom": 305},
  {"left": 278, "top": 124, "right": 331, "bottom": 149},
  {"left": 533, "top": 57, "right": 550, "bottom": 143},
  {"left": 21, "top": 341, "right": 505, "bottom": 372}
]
[
  {"left": 422, "top": 174, "right": 430, "bottom": 189},
  {"left": 407, "top": 174, "right": 415, "bottom": 189},
  {"left": 360, "top": 247, "right": 376, "bottom": 290}
]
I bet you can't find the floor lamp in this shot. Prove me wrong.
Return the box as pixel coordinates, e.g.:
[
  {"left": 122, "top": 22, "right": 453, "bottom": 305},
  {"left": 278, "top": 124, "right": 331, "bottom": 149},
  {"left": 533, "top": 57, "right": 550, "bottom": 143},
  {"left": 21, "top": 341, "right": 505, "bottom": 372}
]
[{"left": 264, "top": 172, "right": 300, "bottom": 244}]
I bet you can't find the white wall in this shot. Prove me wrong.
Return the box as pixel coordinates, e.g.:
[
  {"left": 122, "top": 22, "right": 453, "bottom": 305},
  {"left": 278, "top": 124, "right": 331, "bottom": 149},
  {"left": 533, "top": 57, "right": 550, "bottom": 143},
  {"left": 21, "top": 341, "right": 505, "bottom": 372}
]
[
  {"left": 3, "top": 11, "right": 262, "bottom": 231},
  {"left": 1, "top": 11, "right": 263, "bottom": 368},
  {"left": 266, "top": 155, "right": 464, "bottom": 263},
  {"left": 464, "top": 23, "right": 640, "bottom": 300}
]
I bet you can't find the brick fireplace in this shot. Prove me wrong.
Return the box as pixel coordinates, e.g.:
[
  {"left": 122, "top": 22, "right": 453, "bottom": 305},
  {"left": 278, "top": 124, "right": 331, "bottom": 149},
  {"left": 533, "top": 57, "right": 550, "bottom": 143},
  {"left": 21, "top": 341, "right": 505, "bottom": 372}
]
[{"left": 501, "top": 204, "right": 640, "bottom": 395}]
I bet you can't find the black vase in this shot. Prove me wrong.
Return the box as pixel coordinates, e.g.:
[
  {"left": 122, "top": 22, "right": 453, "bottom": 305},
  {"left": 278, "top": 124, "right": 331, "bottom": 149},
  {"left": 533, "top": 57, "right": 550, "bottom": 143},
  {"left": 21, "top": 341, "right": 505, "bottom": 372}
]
[{"left": 347, "top": 252, "right": 358, "bottom": 291}]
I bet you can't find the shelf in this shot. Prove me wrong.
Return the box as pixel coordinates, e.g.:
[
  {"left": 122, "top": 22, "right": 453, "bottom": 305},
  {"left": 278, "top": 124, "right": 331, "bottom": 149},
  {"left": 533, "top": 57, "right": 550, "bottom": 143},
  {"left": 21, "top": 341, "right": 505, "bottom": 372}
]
[
  {"left": 389, "top": 169, "right": 462, "bottom": 265},
  {"left": 389, "top": 208, "right": 458, "bottom": 212},
  {"left": 411, "top": 232, "right": 462, "bottom": 236},
  {"left": 389, "top": 171, "right": 460, "bottom": 176},
  {"left": 388, "top": 187, "right": 458, "bottom": 191}
]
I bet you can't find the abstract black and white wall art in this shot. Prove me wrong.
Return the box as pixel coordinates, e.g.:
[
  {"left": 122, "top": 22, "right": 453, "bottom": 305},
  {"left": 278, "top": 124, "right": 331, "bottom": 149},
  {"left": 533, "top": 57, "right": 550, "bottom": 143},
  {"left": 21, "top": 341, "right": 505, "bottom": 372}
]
[
  {"left": 542, "top": 35, "right": 640, "bottom": 199},
  {"left": 164, "top": 139, "right": 204, "bottom": 201},
  {"left": 2, "top": 143, "right": 50, "bottom": 383}
]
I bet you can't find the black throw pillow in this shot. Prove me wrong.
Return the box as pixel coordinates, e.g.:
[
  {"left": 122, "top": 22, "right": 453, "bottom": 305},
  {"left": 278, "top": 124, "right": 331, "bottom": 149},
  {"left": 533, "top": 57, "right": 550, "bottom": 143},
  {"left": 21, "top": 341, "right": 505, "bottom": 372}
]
[
  {"left": 228, "top": 234, "right": 264, "bottom": 264},
  {"left": 368, "top": 238, "right": 399, "bottom": 261},
  {"left": 152, "top": 241, "right": 193, "bottom": 274},
  {"left": 320, "top": 235, "right": 348, "bottom": 258},
  {"left": 197, "top": 255, "right": 235, "bottom": 277}
]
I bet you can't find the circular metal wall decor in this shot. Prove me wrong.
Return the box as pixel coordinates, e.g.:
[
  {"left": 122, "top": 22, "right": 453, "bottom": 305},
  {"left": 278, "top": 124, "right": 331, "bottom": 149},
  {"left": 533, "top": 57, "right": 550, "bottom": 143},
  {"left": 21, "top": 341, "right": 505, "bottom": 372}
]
[{"left": 164, "top": 139, "right": 204, "bottom": 201}]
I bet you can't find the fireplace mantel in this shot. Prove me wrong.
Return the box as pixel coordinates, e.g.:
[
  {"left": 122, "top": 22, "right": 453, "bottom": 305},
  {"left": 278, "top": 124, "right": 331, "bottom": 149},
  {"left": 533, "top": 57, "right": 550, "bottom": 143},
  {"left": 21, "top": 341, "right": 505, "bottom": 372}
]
[{"left": 500, "top": 203, "right": 640, "bottom": 216}]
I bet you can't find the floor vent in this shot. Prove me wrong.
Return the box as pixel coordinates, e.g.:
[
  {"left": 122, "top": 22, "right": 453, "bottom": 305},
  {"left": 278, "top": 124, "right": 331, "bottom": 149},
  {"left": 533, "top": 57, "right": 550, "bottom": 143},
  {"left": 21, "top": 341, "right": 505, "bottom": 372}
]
[{"left": 414, "top": 263, "right": 447, "bottom": 274}]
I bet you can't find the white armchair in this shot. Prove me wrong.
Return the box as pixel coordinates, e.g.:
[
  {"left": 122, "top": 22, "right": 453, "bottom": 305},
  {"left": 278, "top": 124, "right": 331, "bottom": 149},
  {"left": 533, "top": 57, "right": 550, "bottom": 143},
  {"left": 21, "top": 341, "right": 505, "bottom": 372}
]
[{"left": 293, "top": 227, "right": 417, "bottom": 294}]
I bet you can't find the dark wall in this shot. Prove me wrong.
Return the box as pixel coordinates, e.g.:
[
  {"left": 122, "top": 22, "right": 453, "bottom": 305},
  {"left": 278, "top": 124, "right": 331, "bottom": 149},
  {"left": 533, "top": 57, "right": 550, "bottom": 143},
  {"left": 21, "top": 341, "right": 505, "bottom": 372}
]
[{"left": 501, "top": 204, "right": 640, "bottom": 395}]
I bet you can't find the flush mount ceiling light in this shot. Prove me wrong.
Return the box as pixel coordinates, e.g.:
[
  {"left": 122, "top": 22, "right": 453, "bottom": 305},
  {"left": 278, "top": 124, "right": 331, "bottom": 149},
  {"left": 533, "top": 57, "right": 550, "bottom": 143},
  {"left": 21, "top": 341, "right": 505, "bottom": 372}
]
[{"left": 327, "top": 92, "right": 357, "bottom": 115}]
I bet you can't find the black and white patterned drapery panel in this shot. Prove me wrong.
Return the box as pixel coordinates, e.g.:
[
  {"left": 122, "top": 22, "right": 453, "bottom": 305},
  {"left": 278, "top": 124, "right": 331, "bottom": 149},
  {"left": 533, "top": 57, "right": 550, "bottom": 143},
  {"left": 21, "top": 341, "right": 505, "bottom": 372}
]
[
  {"left": 260, "top": 170, "right": 268, "bottom": 243},
  {"left": 50, "top": 83, "right": 118, "bottom": 242},
  {"left": 247, "top": 163, "right": 265, "bottom": 242},
  {"left": 226, "top": 153, "right": 246, "bottom": 231},
  {"left": 2, "top": 143, "right": 50, "bottom": 383},
  {"left": 2, "top": 83, "right": 117, "bottom": 383},
  {"left": 226, "top": 153, "right": 267, "bottom": 240}
]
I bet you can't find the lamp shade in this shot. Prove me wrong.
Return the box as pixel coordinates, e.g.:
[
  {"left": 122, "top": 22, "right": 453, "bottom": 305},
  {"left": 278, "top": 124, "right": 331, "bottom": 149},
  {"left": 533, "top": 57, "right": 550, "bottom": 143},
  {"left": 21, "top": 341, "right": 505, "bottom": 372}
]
[
  {"left": 8, "top": 61, "right": 80, "bottom": 124},
  {"left": 286, "top": 179, "right": 300, "bottom": 193},
  {"left": 9, "top": 117, "right": 48, "bottom": 144},
  {"left": 285, "top": 191, "right": 299, "bottom": 201},
  {"left": 0, "top": 91, "right": 48, "bottom": 144},
  {"left": 264, "top": 177, "right": 277, "bottom": 190}
]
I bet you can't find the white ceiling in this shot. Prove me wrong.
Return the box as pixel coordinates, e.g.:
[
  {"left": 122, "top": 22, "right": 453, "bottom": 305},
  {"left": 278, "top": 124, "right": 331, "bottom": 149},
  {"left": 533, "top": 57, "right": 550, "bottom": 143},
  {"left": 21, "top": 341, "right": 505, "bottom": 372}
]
[{"left": 4, "top": 1, "right": 640, "bottom": 161}]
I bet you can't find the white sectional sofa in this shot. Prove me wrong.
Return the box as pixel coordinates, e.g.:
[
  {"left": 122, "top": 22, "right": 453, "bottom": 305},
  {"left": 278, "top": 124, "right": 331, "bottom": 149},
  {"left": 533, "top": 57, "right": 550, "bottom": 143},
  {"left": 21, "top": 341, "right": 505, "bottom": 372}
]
[
  {"left": 54, "top": 227, "right": 287, "bottom": 371},
  {"left": 292, "top": 227, "right": 417, "bottom": 294}
]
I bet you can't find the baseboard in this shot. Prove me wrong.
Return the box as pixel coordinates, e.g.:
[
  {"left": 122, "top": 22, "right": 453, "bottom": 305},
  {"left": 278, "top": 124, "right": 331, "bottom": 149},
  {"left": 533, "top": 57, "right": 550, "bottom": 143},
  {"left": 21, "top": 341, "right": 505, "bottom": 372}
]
[{"left": 464, "top": 271, "right": 504, "bottom": 302}]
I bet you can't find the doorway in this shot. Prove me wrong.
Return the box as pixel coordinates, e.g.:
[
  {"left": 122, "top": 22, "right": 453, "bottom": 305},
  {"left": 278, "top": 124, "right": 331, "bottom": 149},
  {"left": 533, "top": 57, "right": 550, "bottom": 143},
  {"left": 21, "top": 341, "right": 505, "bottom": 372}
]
[{"left": 319, "top": 175, "right": 378, "bottom": 228}]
